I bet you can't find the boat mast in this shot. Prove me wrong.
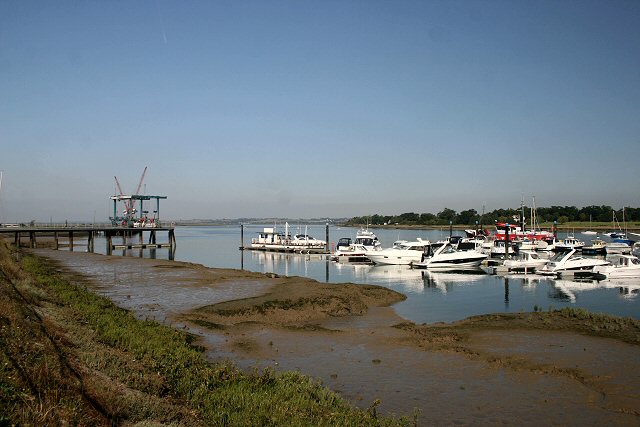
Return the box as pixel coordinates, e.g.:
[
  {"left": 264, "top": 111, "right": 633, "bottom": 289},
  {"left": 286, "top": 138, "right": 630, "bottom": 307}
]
[{"left": 520, "top": 196, "right": 526, "bottom": 232}]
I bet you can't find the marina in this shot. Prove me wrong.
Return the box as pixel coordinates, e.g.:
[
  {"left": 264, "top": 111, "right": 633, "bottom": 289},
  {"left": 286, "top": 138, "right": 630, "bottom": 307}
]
[{"left": 44, "top": 224, "right": 638, "bottom": 324}]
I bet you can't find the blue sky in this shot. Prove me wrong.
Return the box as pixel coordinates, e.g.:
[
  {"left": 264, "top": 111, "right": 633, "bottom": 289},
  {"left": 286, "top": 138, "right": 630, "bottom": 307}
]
[{"left": 1, "top": 1, "right": 639, "bottom": 222}]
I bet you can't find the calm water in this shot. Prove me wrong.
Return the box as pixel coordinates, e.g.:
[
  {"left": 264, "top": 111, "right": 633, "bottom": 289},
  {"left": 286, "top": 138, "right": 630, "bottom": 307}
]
[{"left": 90, "top": 224, "right": 640, "bottom": 323}]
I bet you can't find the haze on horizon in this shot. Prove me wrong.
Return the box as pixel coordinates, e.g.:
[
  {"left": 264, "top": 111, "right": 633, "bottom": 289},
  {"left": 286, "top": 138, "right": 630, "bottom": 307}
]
[{"left": 1, "top": 1, "right": 639, "bottom": 223}]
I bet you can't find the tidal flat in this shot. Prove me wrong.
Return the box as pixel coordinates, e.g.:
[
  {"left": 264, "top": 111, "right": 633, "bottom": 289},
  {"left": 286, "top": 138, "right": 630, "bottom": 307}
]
[{"left": 15, "top": 248, "right": 640, "bottom": 425}]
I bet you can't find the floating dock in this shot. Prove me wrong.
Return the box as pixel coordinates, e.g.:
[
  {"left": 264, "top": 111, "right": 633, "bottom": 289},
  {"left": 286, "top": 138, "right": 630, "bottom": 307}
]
[{"left": 240, "top": 245, "right": 330, "bottom": 254}]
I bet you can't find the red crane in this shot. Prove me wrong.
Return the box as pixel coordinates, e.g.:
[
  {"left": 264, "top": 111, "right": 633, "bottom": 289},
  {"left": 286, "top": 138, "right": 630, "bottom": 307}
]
[{"left": 114, "top": 166, "right": 148, "bottom": 218}]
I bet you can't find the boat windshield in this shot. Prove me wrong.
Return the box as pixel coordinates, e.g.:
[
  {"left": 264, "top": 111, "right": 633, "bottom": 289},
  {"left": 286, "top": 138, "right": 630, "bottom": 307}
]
[
  {"left": 356, "top": 238, "right": 377, "bottom": 246},
  {"left": 549, "top": 251, "right": 568, "bottom": 262}
]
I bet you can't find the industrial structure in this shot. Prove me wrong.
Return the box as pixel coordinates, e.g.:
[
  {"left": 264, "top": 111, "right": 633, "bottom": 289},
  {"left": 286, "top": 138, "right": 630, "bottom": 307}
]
[{"left": 109, "top": 167, "right": 167, "bottom": 228}]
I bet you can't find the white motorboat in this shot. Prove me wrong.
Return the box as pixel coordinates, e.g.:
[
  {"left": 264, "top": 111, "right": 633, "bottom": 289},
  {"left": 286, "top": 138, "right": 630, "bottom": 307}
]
[
  {"left": 605, "top": 240, "right": 633, "bottom": 255},
  {"left": 331, "top": 243, "right": 372, "bottom": 263},
  {"left": 354, "top": 227, "right": 382, "bottom": 251},
  {"left": 366, "top": 239, "right": 431, "bottom": 265},
  {"left": 489, "top": 240, "right": 516, "bottom": 258},
  {"left": 501, "top": 251, "right": 549, "bottom": 273},
  {"left": 592, "top": 254, "right": 640, "bottom": 279},
  {"left": 537, "top": 249, "right": 609, "bottom": 276},
  {"left": 290, "top": 233, "right": 326, "bottom": 248},
  {"left": 413, "top": 243, "right": 487, "bottom": 270},
  {"left": 554, "top": 236, "right": 585, "bottom": 252}
]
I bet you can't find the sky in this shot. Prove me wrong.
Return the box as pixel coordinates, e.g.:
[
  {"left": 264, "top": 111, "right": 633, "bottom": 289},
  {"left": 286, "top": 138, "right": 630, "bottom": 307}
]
[{"left": 1, "top": 0, "right": 639, "bottom": 222}]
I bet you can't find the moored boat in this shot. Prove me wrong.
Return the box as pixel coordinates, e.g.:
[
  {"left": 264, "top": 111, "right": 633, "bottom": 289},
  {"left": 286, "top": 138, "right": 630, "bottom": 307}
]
[
  {"left": 582, "top": 238, "right": 607, "bottom": 255},
  {"left": 354, "top": 227, "right": 382, "bottom": 251},
  {"left": 593, "top": 254, "right": 640, "bottom": 279},
  {"left": 554, "top": 236, "right": 585, "bottom": 252},
  {"left": 413, "top": 242, "right": 487, "bottom": 270},
  {"left": 366, "top": 239, "right": 431, "bottom": 265},
  {"left": 331, "top": 243, "right": 372, "bottom": 263},
  {"left": 501, "top": 251, "right": 549, "bottom": 273},
  {"left": 605, "top": 240, "right": 633, "bottom": 255},
  {"left": 537, "top": 249, "right": 609, "bottom": 277}
]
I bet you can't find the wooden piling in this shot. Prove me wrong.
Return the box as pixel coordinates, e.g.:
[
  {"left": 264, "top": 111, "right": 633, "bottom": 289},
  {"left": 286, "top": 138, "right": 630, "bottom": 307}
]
[{"left": 325, "top": 223, "right": 329, "bottom": 251}]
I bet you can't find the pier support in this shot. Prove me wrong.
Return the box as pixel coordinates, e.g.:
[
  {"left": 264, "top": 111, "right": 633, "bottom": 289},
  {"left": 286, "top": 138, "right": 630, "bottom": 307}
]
[{"left": 325, "top": 223, "right": 329, "bottom": 252}]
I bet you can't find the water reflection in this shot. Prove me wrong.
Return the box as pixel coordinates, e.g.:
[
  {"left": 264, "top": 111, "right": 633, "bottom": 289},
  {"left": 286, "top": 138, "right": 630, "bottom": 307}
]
[
  {"left": 551, "top": 278, "right": 640, "bottom": 303},
  {"left": 421, "top": 268, "right": 487, "bottom": 294}
]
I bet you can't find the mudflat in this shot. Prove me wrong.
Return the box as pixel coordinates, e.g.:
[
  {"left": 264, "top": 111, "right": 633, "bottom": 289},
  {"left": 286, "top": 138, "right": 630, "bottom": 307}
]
[{"left": 33, "top": 249, "right": 640, "bottom": 426}]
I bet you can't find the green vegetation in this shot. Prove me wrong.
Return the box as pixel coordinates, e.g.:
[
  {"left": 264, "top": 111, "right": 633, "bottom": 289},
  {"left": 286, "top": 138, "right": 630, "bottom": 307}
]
[
  {"left": 0, "top": 242, "right": 409, "bottom": 426},
  {"left": 345, "top": 205, "right": 640, "bottom": 227}
]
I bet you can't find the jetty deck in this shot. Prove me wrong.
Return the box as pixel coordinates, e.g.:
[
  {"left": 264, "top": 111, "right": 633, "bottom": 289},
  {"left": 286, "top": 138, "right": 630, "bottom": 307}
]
[{"left": 0, "top": 225, "right": 176, "bottom": 257}]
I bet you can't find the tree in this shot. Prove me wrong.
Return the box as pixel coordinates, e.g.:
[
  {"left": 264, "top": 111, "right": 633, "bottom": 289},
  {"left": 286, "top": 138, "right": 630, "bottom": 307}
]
[
  {"left": 457, "top": 209, "right": 478, "bottom": 225},
  {"left": 436, "top": 208, "right": 457, "bottom": 224}
]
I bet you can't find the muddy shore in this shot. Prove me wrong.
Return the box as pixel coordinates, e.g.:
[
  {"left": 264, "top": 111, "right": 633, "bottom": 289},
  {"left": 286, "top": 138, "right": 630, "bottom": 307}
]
[{"left": 31, "top": 249, "right": 640, "bottom": 426}]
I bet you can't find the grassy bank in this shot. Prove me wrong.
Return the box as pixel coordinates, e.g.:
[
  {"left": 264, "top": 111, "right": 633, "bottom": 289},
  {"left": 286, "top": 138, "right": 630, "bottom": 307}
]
[{"left": 0, "top": 242, "right": 409, "bottom": 426}]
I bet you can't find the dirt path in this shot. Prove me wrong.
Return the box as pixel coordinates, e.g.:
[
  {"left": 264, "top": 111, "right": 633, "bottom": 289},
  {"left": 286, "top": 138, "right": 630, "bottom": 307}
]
[{"left": 33, "top": 249, "right": 640, "bottom": 426}]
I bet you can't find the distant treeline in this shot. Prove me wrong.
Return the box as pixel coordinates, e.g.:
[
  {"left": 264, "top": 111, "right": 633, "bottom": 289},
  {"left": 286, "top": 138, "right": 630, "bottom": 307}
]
[{"left": 345, "top": 205, "right": 640, "bottom": 227}]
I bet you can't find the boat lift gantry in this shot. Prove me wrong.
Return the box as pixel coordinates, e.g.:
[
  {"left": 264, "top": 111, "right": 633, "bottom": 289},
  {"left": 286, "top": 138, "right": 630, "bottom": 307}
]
[{"left": 109, "top": 194, "right": 167, "bottom": 227}]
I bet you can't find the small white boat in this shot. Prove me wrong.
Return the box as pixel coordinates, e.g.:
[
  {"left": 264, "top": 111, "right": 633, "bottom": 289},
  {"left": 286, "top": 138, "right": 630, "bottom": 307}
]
[
  {"left": 332, "top": 243, "right": 372, "bottom": 263},
  {"left": 489, "top": 240, "right": 516, "bottom": 258},
  {"left": 413, "top": 243, "right": 487, "bottom": 270},
  {"left": 502, "top": 251, "right": 549, "bottom": 273},
  {"left": 605, "top": 241, "right": 632, "bottom": 255},
  {"left": 515, "top": 238, "right": 549, "bottom": 251},
  {"left": 538, "top": 249, "right": 609, "bottom": 276},
  {"left": 593, "top": 254, "right": 640, "bottom": 279},
  {"left": 366, "top": 239, "right": 430, "bottom": 265},
  {"left": 290, "top": 233, "right": 326, "bottom": 248},
  {"left": 554, "top": 236, "right": 585, "bottom": 252},
  {"left": 354, "top": 227, "right": 382, "bottom": 251}
]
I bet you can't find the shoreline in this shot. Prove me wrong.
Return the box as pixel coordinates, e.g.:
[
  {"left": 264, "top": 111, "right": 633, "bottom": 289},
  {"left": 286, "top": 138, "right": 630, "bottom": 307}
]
[{"left": 24, "top": 247, "right": 640, "bottom": 425}]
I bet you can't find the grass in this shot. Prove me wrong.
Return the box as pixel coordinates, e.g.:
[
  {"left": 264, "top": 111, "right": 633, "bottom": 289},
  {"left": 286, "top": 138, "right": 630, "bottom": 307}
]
[{"left": 0, "top": 241, "right": 410, "bottom": 426}]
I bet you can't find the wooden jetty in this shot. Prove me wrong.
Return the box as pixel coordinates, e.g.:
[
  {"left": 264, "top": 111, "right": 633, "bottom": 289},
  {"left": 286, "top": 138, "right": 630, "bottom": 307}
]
[{"left": 0, "top": 225, "right": 176, "bottom": 257}]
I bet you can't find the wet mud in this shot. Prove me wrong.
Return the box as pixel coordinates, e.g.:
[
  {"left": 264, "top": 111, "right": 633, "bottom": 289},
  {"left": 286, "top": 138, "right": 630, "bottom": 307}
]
[{"left": 32, "top": 249, "right": 640, "bottom": 426}]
